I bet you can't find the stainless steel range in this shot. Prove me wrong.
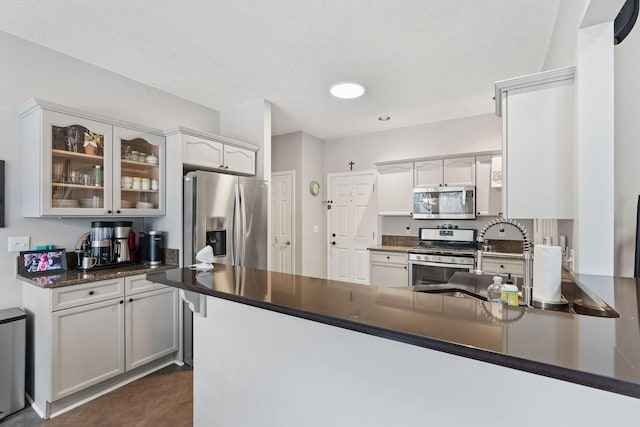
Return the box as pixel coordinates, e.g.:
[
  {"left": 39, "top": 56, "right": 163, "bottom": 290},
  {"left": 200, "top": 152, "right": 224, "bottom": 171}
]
[{"left": 409, "top": 227, "right": 476, "bottom": 286}]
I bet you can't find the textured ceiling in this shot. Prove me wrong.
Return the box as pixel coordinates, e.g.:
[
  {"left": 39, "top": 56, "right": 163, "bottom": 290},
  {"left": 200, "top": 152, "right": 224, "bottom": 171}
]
[{"left": 0, "top": 0, "right": 560, "bottom": 140}]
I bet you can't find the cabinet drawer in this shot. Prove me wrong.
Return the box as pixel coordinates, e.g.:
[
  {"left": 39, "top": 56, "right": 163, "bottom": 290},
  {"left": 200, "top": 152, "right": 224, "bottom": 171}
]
[
  {"left": 52, "top": 278, "right": 125, "bottom": 311},
  {"left": 125, "top": 274, "right": 167, "bottom": 296},
  {"left": 370, "top": 252, "right": 408, "bottom": 265},
  {"left": 482, "top": 258, "right": 524, "bottom": 277}
]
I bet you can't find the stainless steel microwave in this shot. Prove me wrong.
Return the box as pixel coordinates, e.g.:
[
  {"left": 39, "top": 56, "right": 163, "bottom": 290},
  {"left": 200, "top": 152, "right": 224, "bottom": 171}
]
[{"left": 412, "top": 186, "right": 476, "bottom": 219}]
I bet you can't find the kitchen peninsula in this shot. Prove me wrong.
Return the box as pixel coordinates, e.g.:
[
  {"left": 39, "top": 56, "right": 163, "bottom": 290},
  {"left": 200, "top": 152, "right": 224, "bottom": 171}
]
[{"left": 147, "top": 264, "right": 640, "bottom": 426}]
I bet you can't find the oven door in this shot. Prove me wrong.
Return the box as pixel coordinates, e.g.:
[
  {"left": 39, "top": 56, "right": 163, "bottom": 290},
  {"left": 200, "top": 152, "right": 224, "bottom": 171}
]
[{"left": 409, "top": 260, "right": 473, "bottom": 286}]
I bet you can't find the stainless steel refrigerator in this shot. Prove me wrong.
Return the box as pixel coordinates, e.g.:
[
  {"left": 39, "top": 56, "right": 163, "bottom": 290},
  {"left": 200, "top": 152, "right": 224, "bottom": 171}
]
[{"left": 182, "top": 170, "right": 268, "bottom": 365}]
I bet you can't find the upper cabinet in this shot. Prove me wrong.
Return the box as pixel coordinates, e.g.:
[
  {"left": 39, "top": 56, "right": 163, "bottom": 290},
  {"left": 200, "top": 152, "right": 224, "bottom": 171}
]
[
  {"left": 376, "top": 162, "right": 413, "bottom": 216},
  {"left": 475, "top": 155, "right": 502, "bottom": 216},
  {"left": 415, "top": 157, "right": 475, "bottom": 187},
  {"left": 166, "top": 127, "right": 258, "bottom": 176},
  {"left": 17, "top": 99, "right": 165, "bottom": 217},
  {"left": 495, "top": 67, "right": 575, "bottom": 219}
]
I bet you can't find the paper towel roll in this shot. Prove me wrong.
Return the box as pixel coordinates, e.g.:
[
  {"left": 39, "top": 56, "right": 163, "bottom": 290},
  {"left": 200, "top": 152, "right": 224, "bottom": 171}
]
[{"left": 533, "top": 245, "right": 562, "bottom": 302}]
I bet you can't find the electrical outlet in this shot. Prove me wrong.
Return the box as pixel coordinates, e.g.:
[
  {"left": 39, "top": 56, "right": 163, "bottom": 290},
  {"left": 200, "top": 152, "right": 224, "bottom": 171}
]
[{"left": 8, "top": 236, "right": 30, "bottom": 252}]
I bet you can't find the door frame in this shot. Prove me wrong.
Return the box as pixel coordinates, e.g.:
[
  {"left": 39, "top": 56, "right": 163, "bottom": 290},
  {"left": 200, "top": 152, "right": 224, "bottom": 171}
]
[
  {"left": 271, "top": 170, "right": 296, "bottom": 274},
  {"left": 325, "top": 170, "right": 377, "bottom": 280}
]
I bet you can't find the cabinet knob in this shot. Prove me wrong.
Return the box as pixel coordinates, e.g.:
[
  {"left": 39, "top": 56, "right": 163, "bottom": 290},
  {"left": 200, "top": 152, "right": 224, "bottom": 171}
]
[
  {"left": 477, "top": 212, "right": 481, "bottom": 215},
  {"left": 386, "top": 256, "right": 390, "bottom": 260},
  {"left": 107, "top": 210, "right": 113, "bottom": 214},
  {"left": 88, "top": 290, "right": 95, "bottom": 296},
  {"left": 129, "top": 298, "right": 133, "bottom": 303},
  {"left": 119, "top": 300, "right": 124, "bottom": 304},
  {"left": 404, "top": 266, "right": 407, "bottom": 270},
  {"left": 116, "top": 210, "right": 121, "bottom": 214}
]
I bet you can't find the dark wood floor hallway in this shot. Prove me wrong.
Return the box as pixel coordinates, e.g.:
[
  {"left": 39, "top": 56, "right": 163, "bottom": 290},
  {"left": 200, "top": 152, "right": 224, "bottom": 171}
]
[{"left": 1, "top": 364, "right": 192, "bottom": 427}]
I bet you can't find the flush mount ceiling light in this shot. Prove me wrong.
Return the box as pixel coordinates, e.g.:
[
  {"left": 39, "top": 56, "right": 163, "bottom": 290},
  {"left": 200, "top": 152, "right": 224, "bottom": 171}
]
[
  {"left": 378, "top": 116, "right": 391, "bottom": 121},
  {"left": 330, "top": 82, "right": 366, "bottom": 99}
]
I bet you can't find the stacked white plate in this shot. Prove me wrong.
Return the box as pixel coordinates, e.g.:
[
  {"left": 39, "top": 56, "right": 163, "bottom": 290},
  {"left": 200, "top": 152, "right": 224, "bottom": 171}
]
[
  {"left": 145, "top": 154, "right": 159, "bottom": 164},
  {"left": 53, "top": 199, "right": 79, "bottom": 208},
  {"left": 120, "top": 200, "right": 134, "bottom": 208},
  {"left": 136, "top": 201, "right": 154, "bottom": 209}
]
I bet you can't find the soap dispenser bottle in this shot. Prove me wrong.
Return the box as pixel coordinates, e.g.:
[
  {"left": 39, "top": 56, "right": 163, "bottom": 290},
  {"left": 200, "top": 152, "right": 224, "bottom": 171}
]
[{"left": 487, "top": 275, "right": 503, "bottom": 302}]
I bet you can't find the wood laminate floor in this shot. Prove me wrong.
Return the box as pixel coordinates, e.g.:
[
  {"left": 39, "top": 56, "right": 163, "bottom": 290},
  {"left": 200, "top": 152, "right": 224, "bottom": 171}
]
[{"left": 1, "top": 364, "right": 192, "bottom": 427}]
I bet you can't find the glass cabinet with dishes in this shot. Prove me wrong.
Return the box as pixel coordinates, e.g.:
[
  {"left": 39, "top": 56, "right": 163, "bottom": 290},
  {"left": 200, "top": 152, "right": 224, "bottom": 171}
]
[
  {"left": 17, "top": 99, "right": 165, "bottom": 217},
  {"left": 113, "top": 126, "right": 164, "bottom": 215}
]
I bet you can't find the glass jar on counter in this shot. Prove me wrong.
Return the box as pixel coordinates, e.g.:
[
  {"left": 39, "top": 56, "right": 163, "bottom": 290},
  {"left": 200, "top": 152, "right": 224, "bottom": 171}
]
[{"left": 93, "top": 165, "right": 103, "bottom": 187}]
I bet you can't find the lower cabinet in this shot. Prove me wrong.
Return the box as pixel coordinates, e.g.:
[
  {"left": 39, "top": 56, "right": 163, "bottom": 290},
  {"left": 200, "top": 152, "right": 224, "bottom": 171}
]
[
  {"left": 125, "top": 287, "right": 179, "bottom": 371},
  {"left": 23, "top": 274, "right": 179, "bottom": 417},
  {"left": 369, "top": 251, "right": 409, "bottom": 287},
  {"left": 52, "top": 297, "right": 125, "bottom": 400},
  {"left": 482, "top": 256, "right": 524, "bottom": 278}
]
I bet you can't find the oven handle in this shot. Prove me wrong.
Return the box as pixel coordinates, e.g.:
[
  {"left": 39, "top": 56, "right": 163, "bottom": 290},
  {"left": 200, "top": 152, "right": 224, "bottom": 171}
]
[{"left": 409, "top": 260, "right": 473, "bottom": 269}]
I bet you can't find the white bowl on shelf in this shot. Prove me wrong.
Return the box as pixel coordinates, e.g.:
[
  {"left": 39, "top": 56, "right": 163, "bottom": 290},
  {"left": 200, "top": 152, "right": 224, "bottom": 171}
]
[
  {"left": 145, "top": 154, "right": 159, "bottom": 164},
  {"left": 120, "top": 200, "right": 134, "bottom": 208}
]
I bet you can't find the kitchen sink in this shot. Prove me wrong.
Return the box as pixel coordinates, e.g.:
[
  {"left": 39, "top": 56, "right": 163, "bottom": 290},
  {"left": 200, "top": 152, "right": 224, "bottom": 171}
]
[{"left": 412, "top": 272, "right": 620, "bottom": 318}]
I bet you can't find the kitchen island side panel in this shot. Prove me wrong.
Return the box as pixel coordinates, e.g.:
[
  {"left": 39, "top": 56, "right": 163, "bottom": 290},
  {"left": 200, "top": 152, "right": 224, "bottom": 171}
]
[{"left": 193, "top": 296, "right": 640, "bottom": 427}]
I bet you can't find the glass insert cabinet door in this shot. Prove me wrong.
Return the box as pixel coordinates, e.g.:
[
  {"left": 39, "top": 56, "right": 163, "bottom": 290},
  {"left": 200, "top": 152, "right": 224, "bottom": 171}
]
[
  {"left": 46, "top": 111, "right": 112, "bottom": 215},
  {"left": 113, "top": 126, "right": 164, "bottom": 215}
]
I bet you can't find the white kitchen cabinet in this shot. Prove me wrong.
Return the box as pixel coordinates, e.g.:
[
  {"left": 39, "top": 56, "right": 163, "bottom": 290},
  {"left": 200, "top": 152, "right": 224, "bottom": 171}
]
[
  {"left": 443, "top": 157, "right": 475, "bottom": 186},
  {"left": 21, "top": 274, "right": 179, "bottom": 418},
  {"left": 475, "top": 155, "right": 502, "bottom": 216},
  {"left": 167, "top": 126, "right": 258, "bottom": 176},
  {"left": 369, "top": 251, "right": 409, "bottom": 287},
  {"left": 495, "top": 67, "right": 574, "bottom": 219},
  {"left": 482, "top": 256, "right": 524, "bottom": 278},
  {"left": 414, "top": 157, "right": 475, "bottom": 187},
  {"left": 16, "top": 99, "right": 166, "bottom": 217},
  {"left": 125, "top": 283, "right": 179, "bottom": 371},
  {"left": 375, "top": 162, "right": 413, "bottom": 216},
  {"left": 414, "top": 160, "right": 444, "bottom": 187},
  {"left": 52, "top": 297, "right": 125, "bottom": 400}
]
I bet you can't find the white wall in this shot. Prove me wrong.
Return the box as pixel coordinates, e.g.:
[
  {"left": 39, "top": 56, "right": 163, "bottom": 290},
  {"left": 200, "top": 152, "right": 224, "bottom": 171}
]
[
  {"left": 272, "top": 131, "right": 325, "bottom": 278},
  {"left": 574, "top": 22, "right": 615, "bottom": 275},
  {"left": 0, "top": 31, "right": 220, "bottom": 309},
  {"left": 324, "top": 113, "right": 501, "bottom": 174},
  {"left": 614, "top": 16, "right": 640, "bottom": 277},
  {"left": 300, "top": 133, "right": 325, "bottom": 278},
  {"left": 272, "top": 133, "right": 303, "bottom": 274}
]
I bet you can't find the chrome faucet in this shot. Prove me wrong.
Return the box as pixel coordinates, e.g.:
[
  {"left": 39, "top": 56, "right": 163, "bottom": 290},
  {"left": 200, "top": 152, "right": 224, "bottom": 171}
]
[{"left": 475, "top": 217, "right": 533, "bottom": 306}]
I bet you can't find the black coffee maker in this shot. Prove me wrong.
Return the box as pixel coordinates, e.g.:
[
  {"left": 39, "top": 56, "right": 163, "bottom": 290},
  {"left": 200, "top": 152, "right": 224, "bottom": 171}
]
[{"left": 138, "top": 231, "right": 164, "bottom": 265}]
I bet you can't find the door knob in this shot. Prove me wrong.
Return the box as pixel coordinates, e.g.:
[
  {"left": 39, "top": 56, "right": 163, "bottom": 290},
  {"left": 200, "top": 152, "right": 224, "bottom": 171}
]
[
  {"left": 331, "top": 241, "right": 336, "bottom": 246},
  {"left": 284, "top": 241, "right": 291, "bottom": 245}
]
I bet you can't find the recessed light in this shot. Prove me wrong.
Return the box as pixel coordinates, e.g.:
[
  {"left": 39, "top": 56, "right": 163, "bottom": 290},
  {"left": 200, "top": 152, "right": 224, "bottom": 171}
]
[
  {"left": 378, "top": 116, "right": 391, "bottom": 121},
  {"left": 330, "top": 82, "right": 366, "bottom": 99}
]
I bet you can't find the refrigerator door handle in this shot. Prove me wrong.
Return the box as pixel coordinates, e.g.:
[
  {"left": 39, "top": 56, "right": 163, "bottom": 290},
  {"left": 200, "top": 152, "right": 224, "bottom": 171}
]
[
  {"left": 233, "top": 183, "right": 242, "bottom": 266},
  {"left": 239, "top": 183, "right": 248, "bottom": 266}
]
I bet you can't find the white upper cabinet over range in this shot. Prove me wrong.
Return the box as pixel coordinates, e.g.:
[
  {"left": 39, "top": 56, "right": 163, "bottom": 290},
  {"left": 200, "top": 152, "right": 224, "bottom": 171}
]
[
  {"left": 165, "top": 126, "right": 258, "bottom": 176},
  {"left": 495, "top": 67, "right": 575, "bottom": 219},
  {"left": 414, "top": 157, "right": 475, "bottom": 187}
]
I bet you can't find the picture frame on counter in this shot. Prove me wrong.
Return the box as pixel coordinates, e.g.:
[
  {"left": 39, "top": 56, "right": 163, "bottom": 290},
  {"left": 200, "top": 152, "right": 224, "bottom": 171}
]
[{"left": 19, "top": 249, "right": 67, "bottom": 275}]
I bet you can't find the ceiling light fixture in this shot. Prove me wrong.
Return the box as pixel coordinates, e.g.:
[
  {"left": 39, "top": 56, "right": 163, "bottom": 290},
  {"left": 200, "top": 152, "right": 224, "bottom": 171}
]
[
  {"left": 330, "top": 82, "right": 366, "bottom": 99},
  {"left": 378, "top": 116, "right": 391, "bottom": 121}
]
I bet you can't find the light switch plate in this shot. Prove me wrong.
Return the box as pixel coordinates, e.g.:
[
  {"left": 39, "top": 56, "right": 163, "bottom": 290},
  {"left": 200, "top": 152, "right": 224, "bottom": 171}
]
[{"left": 8, "top": 236, "right": 30, "bottom": 252}]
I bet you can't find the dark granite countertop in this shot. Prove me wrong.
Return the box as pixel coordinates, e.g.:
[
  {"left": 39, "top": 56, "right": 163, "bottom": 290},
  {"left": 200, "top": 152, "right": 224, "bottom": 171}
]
[
  {"left": 18, "top": 263, "right": 179, "bottom": 288},
  {"left": 147, "top": 264, "right": 640, "bottom": 399}
]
